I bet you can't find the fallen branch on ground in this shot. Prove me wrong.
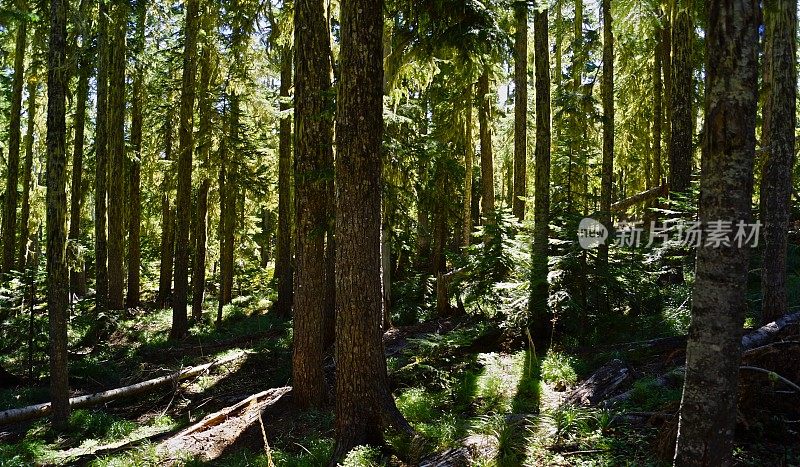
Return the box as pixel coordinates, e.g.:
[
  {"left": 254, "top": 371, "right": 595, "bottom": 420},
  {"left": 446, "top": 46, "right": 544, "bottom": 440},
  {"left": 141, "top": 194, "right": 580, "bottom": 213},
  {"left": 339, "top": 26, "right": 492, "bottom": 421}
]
[
  {"left": 0, "top": 352, "right": 245, "bottom": 426},
  {"left": 739, "top": 366, "right": 800, "bottom": 394}
]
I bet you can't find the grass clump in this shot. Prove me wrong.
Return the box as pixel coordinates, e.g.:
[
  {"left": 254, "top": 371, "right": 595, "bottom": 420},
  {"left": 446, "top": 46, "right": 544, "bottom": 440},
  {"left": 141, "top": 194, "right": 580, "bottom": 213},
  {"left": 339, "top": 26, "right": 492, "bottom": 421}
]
[
  {"left": 540, "top": 351, "right": 578, "bottom": 390},
  {"left": 341, "top": 445, "right": 383, "bottom": 467}
]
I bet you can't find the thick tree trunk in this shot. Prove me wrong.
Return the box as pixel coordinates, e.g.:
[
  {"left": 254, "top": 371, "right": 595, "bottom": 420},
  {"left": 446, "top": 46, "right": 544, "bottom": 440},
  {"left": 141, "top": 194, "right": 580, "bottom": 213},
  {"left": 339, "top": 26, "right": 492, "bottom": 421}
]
[
  {"left": 512, "top": 1, "right": 528, "bottom": 221},
  {"left": 463, "top": 85, "right": 474, "bottom": 247},
  {"left": 158, "top": 118, "right": 175, "bottom": 308},
  {"left": 332, "top": 0, "right": 408, "bottom": 459},
  {"left": 274, "top": 47, "right": 294, "bottom": 318},
  {"left": 191, "top": 4, "right": 215, "bottom": 321},
  {"left": 673, "top": 1, "right": 759, "bottom": 463},
  {"left": 3, "top": 2, "right": 27, "bottom": 273},
  {"left": 598, "top": 0, "right": 614, "bottom": 275},
  {"left": 573, "top": 0, "right": 585, "bottom": 213},
  {"left": 478, "top": 70, "right": 494, "bottom": 230},
  {"left": 127, "top": 0, "right": 146, "bottom": 309},
  {"left": 662, "top": 10, "right": 672, "bottom": 168},
  {"left": 760, "top": 0, "right": 796, "bottom": 323},
  {"left": 219, "top": 96, "right": 238, "bottom": 309},
  {"left": 18, "top": 76, "right": 38, "bottom": 271},
  {"left": 171, "top": 0, "right": 200, "bottom": 339},
  {"left": 669, "top": 6, "right": 693, "bottom": 194},
  {"left": 293, "top": 0, "right": 333, "bottom": 410},
  {"left": 45, "top": 0, "right": 70, "bottom": 430},
  {"left": 107, "top": 2, "right": 127, "bottom": 311},
  {"left": 94, "top": 0, "right": 110, "bottom": 314},
  {"left": 530, "top": 0, "right": 551, "bottom": 340}
]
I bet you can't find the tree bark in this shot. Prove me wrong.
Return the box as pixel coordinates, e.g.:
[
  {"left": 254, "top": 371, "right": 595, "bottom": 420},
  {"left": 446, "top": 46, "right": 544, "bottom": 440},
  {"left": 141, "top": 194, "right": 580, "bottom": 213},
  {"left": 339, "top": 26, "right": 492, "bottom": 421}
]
[
  {"left": 172, "top": 0, "right": 200, "bottom": 339},
  {"left": 3, "top": 0, "right": 28, "bottom": 274},
  {"left": 274, "top": 46, "right": 294, "bottom": 318},
  {"left": 293, "top": 0, "right": 334, "bottom": 410},
  {"left": 45, "top": 0, "right": 70, "bottom": 430},
  {"left": 67, "top": 0, "right": 90, "bottom": 298},
  {"left": 530, "top": 0, "right": 551, "bottom": 340},
  {"left": 191, "top": 2, "right": 216, "bottom": 320},
  {"left": 332, "top": 0, "right": 408, "bottom": 458},
  {"left": 478, "top": 70, "right": 494, "bottom": 231},
  {"left": 673, "top": 0, "right": 759, "bottom": 463},
  {"left": 158, "top": 116, "right": 175, "bottom": 308},
  {"left": 598, "top": 0, "right": 614, "bottom": 275},
  {"left": 669, "top": 6, "right": 693, "bottom": 194},
  {"left": 107, "top": 1, "right": 127, "bottom": 311},
  {"left": 512, "top": 1, "right": 528, "bottom": 222},
  {"left": 463, "top": 85, "right": 474, "bottom": 248},
  {"left": 652, "top": 29, "right": 663, "bottom": 186},
  {"left": 127, "top": 0, "right": 146, "bottom": 309},
  {"left": 759, "top": 0, "right": 796, "bottom": 323},
  {"left": 18, "top": 71, "right": 39, "bottom": 271},
  {"left": 94, "top": 0, "right": 110, "bottom": 314}
]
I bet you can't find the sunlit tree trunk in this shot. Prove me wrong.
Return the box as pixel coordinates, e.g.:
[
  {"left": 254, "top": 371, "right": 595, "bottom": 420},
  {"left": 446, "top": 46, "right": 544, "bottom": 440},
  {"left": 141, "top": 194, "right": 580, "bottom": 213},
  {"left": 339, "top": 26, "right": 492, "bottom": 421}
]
[
  {"left": 293, "top": 0, "right": 334, "bottom": 410},
  {"left": 463, "top": 84, "right": 474, "bottom": 247},
  {"left": 331, "top": 0, "right": 408, "bottom": 458},
  {"left": 598, "top": 0, "right": 614, "bottom": 277},
  {"left": 18, "top": 72, "right": 39, "bottom": 271},
  {"left": 674, "top": 0, "right": 759, "bottom": 463},
  {"left": 530, "top": 0, "right": 551, "bottom": 340},
  {"left": 94, "top": 0, "right": 110, "bottom": 314},
  {"left": 45, "top": 0, "right": 70, "bottom": 430},
  {"left": 274, "top": 46, "right": 294, "bottom": 318},
  {"left": 171, "top": 0, "right": 200, "bottom": 338},
  {"left": 478, "top": 70, "right": 494, "bottom": 232},
  {"left": 512, "top": 1, "right": 527, "bottom": 221},
  {"left": 107, "top": 1, "right": 127, "bottom": 311},
  {"left": 126, "top": 0, "right": 146, "bottom": 309},
  {"left": 760, "top": 0, "right": 796, "bottom": 323},
  {"left": 67, "top": 0, "right": 90, "bottom": 298},
  {"left": 653, "top": 29, "right": 663, "bottom": 186},
  {"left": 158, "top": 116, "right": 175, "bottom": 308},
  {"left": 191, "top": 3, "right": 216, "bottom": 320},
  {"left": 3, "top": 0, "right": 28, "bottom": 274}
]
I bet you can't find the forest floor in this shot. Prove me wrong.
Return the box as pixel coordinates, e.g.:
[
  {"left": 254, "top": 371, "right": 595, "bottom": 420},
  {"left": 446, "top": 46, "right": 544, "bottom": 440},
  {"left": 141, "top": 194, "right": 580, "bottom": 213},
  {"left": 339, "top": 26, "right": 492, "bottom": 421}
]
[{"left": 1, "top": 290, "right": 799, "bottom": 466}]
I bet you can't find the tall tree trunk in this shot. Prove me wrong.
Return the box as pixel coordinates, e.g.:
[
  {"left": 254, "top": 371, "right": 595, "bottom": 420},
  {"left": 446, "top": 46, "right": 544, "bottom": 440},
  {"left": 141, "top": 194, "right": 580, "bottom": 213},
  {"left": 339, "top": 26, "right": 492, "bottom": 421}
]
[
  {"left": 573, "top": 0, "right": 585, "bottom": 213},
  {"left": 274, "top": 46, "right": 293, "bottom": 317},
  {"left": 673, "top": 0, "right": 759, "bottom": 463},
  {"left": 94, "top": 0, "right": 110, "bottom": 314},
  {"left": 530, "top": 0, "right": 551, "bottom": 341},
  {"left": 126, "top": 0, "right": 146, "bottom": 309},
  {"left": 512, "top": 1, "right": 528, "bottom": 221},
  {"left": 191, "top": 3, "right": 216, "bottom": 320},
  {"left": 662, "top": 7, "right": 672, "bottom": 170},
  {"left": 332, "top": 0, "right": 408, "bottom": 458},
  {"left": 463, "top": 84, "right": 474, "bottom": 247},
  {"left": 45, "top": 0, "right": 70, "bottom": 430},
  {"left": 171, "top": 0, "right": 200, "bottom": 339},
  {"left": 107, "top": 1, "right": 127, "bottom": 311},
  {"left": 18, "top": 76, "right": 38, "bottom": 271},
  {"left": 760, "top": 0, "right": 796, "bottom": 324},
  {"left": 669, "top": 5, "right": 693, "bottom": 194},
  {"left": 598, "top": 0, "right": 614, "bottom": 274},
  {"left": 158, "top": 116, "right": 175, "bottom": 308},
  {"left": 3, "top": 1, "right": 28, "bottom": 273},
  {"left": 219, "top": 95, "right": 238, "bottom": 309},
  {"left": 218, "top": 130, "right": 232, "bottom": 310},
  {"left": 478, "top": 70, "right": 494, "bottom": 230},
  {"left": 293, "top": 0, "right": 334, "bottom": 410},
  {"left": 653, "top": 30, "right": 663, "bottom": 186},
  {"left": 68, "top": 0, "right": 90, "bottom": 298}
]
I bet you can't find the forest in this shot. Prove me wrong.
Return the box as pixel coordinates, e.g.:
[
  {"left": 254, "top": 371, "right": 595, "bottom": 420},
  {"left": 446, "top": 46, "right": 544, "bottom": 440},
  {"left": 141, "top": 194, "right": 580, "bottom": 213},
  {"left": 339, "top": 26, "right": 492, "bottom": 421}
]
[{"left": 0, "top": 0, "right": 798, "bottom": 465}]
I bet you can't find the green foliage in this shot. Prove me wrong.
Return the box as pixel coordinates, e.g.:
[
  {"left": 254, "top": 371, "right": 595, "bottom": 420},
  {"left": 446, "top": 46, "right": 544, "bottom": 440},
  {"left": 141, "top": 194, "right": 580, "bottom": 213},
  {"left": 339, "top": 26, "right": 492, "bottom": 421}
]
[
  {"left": 540, "top": 351, "right": 579, "bottom": 390},
  {"left": 66, "top": 410, "right": 137, "bottom": 442},
  {"left": 0, "top": 439, "right": 45, "bottom": 467},
  {"left": 340, "top": 445, "right": 383, "bottom": 467}
]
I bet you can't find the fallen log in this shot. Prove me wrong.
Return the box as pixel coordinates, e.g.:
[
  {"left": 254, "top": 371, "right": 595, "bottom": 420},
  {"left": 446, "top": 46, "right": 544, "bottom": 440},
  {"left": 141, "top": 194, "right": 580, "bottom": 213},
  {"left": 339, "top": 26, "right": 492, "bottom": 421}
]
[
  {"left": 597, "top": 312, "right": 800, "bottom": 407},
  {"left": 0, "top": 352, "right": 245, "bottom": 426},
  {"left": 565, "top": 360, "right": 633, "bottom": 406},
  {"left": 611, "top": 184, "right": 669, "bottom": 212},
  {"left": 157, "top": 386, "right": 291, "bottom": 461}
]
